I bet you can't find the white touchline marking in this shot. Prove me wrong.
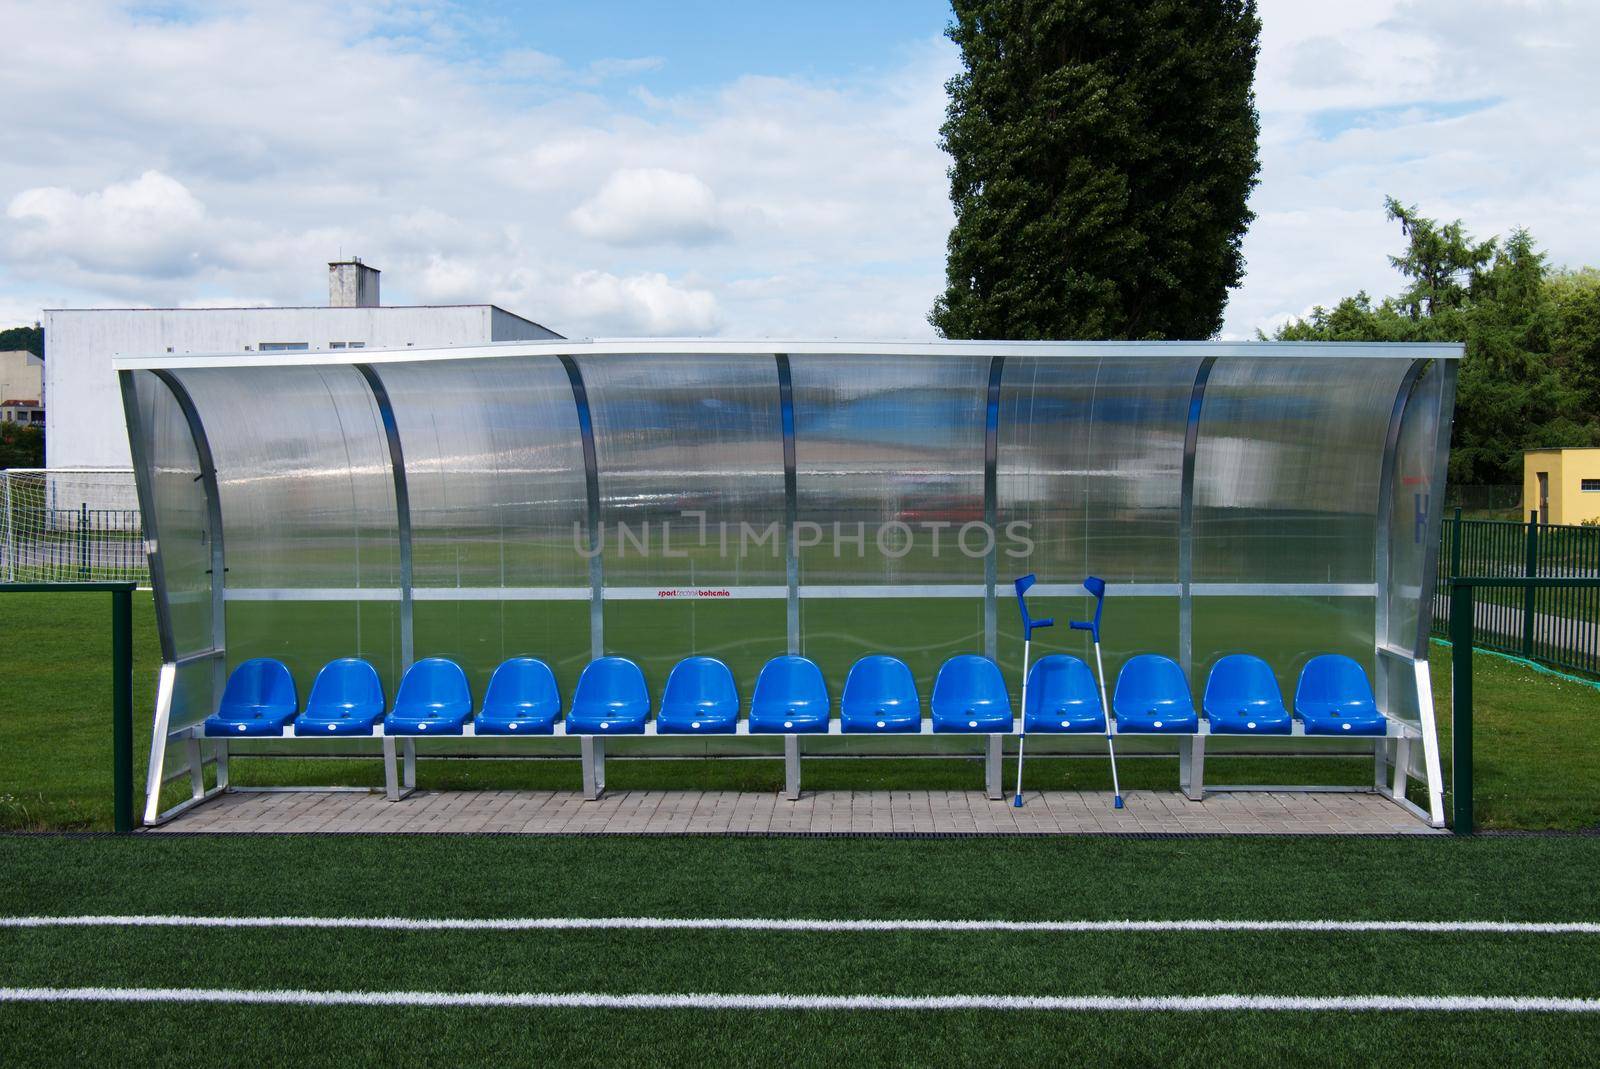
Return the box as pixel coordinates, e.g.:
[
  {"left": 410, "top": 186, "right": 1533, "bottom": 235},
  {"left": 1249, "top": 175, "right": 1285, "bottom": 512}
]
[
  {"left": 2, "top": 915, "right": 1599, "bottom": 935},
  {"left": 2, "top": 987, "right": 1599, "bottom": 1013}
]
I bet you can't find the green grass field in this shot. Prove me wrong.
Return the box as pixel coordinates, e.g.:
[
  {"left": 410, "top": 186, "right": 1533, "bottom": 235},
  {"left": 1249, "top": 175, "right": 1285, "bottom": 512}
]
[
  {"left": 6, "top": 591, "right": 1600, "bottom": 1064},
  {"left": 3, "top": 590, "right": 1600, "bottom": 830},
  {"left": 3, "top": 835, "right": 1600, "bottom": 1065}
]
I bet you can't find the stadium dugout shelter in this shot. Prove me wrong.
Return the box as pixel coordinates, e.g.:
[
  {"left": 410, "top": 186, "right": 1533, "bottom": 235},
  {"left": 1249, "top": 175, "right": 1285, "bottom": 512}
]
[{"left": 116, "top": 340, "right": 1459, "bottom": 828}]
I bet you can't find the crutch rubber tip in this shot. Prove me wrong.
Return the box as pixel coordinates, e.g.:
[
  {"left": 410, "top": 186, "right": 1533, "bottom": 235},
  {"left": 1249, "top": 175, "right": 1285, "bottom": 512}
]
[
  {"left": 1113, "top": 796, "right": 1124, "bottom": 809},
  {"left": 1012, "top": 795, "right": 1023, "bottom": 808}
]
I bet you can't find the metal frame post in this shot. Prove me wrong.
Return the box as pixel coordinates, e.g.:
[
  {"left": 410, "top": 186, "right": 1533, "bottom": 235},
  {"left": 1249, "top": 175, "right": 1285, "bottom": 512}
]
[
  {"left": 1522, "top": 510, "right": 1539, "bottom": 659},
  {"left": 983, "top": 355, "right": 1004, "bottom": 662},
  {"left": 1450, "top": 580, "right": 1474, "bottom": 834},
  {"left": 111, "top": 585, "right": 133, "bottom": 833},
  {"left": 1177, "top": 358, "right": 1216, "bottom": 683},
  {"left": 776, "top": 354, "right": 799, "bottom": 655},
  {"left": 356, "top": 365, "right": 414, "bottom": 671},
  {"left": 561, "top": 356, "right": 604, "bottom": 663}
]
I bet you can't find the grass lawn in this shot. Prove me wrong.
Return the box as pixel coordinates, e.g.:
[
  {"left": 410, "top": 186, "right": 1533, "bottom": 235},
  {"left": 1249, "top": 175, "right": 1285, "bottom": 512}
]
[
  {"left": 2, "top": 590, "right": 1599, "bottom": 830},
  {"left": 3, "top": 835, "right": 1600, "bottom": 1065}
]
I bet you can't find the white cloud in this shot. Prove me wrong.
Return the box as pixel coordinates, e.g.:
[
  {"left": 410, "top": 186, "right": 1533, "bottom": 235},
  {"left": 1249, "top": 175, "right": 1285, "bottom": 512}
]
[
  {"left": 7, "top": 170, "right": 209, "bottom": 278},
  {"left": 559, "top": 270, "right": 720, "bottom": 335},
  {"left": 0, "top": 0, "right": 1592, "bottom": 342},
  {"left": 0, "top": 0, "right": 954, "bottom": 337},
  {"left": 570, "top": 168, "right": 729, "bottom": 246}
]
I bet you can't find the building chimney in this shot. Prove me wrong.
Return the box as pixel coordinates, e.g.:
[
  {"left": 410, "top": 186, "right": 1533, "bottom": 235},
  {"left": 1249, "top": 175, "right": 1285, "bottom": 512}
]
[{"left": 328, "top": 257, "right": 380, "bottom": 308}]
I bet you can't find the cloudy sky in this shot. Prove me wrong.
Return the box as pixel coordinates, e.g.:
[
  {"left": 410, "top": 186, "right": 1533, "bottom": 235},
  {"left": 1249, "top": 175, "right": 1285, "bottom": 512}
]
[{"left": 1, "top": 0, "right": 1595, "bottom": 340}]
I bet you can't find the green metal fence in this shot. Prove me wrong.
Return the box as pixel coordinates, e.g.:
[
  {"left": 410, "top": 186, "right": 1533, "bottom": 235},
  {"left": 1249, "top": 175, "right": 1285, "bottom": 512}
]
[{"left": 1434, "top": 511, "right": 1600, "bottom": 677}]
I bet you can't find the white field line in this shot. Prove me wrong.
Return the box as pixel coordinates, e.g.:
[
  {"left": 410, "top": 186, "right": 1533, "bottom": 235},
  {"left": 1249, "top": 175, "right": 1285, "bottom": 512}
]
[
  {"left": 2, "top": 915, "right": 1599, "bottom": 935},
  {"left": 2, "top": 987, "right": 1599, "bottom": 1013}
]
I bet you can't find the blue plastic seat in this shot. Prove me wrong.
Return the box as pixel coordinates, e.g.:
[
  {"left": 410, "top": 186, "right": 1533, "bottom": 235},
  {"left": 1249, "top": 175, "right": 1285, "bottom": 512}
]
[
  {"left": 748, "top": 656, "right": 831, "bottom": 734},
  {"left": 930, "top": 655, "right": 1012, "bottom": 733},
  {"left": 1295, "top": 654, "right": 1386, "bottom": 736},
  {"left": 293, "top": 658, "right": 386, "bottom": 736},
  {"left": 1203, "top": 654, "right": 1292, "bottom": 735},
  {"left": 1111, "top": 654, "right": 1198, "bottom": 733},
  {"left": 567, "top": 656, "right": 651, "bottom": 735},
  {"left": 840, "top": 655, "right": 921, "bottom": 733},
  {"left": 656, "top": 656, "right": 740, "bottom": 734},
  {"left": 474, "top": 658, "right": 561, "bottom": 735},
  {"left": 203, "top": 658, "right": 298, "bottom": 737},
  {"left": 384, "top": 658, "right": 472, "bottom": 736},
  {"left": 1022, "top": 654, "right": 1106, "bottom": 733}
]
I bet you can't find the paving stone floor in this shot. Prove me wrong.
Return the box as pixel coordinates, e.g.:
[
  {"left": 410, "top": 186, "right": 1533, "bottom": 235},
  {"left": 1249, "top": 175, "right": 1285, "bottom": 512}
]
[{"left": 151, "top": 788, "right": 1441, "bottom": 835}]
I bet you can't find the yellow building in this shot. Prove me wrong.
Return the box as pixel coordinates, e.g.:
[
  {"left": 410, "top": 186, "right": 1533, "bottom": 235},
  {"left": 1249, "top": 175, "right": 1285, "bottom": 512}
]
[{"left": 1523, "top": 447, "right": 1600, "bottom": 524}]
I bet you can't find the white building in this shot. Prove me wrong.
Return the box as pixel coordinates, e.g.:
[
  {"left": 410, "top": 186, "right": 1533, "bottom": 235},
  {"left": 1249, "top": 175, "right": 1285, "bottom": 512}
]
[{"left": 43, "top": 259, "right": 561, "bottom": 468}]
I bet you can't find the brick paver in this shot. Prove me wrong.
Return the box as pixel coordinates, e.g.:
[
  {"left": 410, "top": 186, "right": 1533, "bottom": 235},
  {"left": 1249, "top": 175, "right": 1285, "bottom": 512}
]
[{"left": 150, "top": 788, "right": 1441, "bottom": 835}]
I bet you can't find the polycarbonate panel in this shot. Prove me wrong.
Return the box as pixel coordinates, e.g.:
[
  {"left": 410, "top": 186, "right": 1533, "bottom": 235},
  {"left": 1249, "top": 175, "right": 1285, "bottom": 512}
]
[
  {"left": 580, "top": 354, "right": 788, "bottom": 691},
  {"left": 790, "top": 353, "right": 989, "bottom": 584},
  {"left": 128, "top": 372, "right": 213, "bottom": 659},
  {"left": 998, "top": 357, "right": 1197, "bottom": 584},
  {"left": 1192, "top": 595, "right": 1372, "bottom": 702},
  {"left": 1386, "top": 360, "right": 1448, "bottom": 660},
  {"left": 173, "top": 365, "right": 402, "bottom": 695},
  {"left": 790, "top": 354, "right": 989, "bottom": 693},
  {"left": 1192, "top": 358, "right": 1412, "bottom": 584},
  {"left": 377, "top": 357, "right": 591, "bottom": 697}
]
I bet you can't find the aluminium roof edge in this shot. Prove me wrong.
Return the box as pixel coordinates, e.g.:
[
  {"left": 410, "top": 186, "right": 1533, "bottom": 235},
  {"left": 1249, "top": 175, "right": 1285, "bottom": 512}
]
[{"left": 111, "top": 338, "right": 1465, "bottom": 372}]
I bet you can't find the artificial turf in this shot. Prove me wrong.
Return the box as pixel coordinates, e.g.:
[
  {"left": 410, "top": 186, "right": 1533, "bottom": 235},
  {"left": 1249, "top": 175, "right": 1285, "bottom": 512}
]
[{"left": 3, "top": 835, "right": 1600, "bottom": 1066}]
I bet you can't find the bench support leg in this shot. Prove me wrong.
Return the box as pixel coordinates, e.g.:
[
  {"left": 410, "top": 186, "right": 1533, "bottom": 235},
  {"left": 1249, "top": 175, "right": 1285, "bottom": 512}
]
[
  {"left": 784, "top": 735, "right": 801, "bottom": 801},
  {"left": 1373, "top": 738, "right": 1390, "bottom": 790},
  {"left": 186, "top": 737, "right": 206, "bottom": 801},
  {"left": 215, "top": 741, "right": 230, "bottom": 792},
  {"left": 1391, "top": 736, "right": 1411, "bottom": 801},
  {"left": 382, "top": 738, "right": 419, "bottom": 802},
  {"left": 581, "top": 737, "right": 606, "bottom": 800},
  {"left": 984, "top": 735, "right": 1003, "bottom": 800},
  {"left": 1179, "top": 736, "right": 1205, "bottom": 801}
]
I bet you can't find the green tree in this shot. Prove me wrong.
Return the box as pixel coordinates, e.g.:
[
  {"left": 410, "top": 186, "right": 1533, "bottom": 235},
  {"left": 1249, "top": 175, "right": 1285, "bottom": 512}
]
[
  {"left": 0, "top": 324, "right": 43, "bottom": 358},
  {"left": 0, "top": 422, "right": 44, "bottom": 468},
  {"left": 931, "top": 0, "right": 1261, "bottom": 340},
  {"left": 1273, "top": 204, "right": 1600, "bottom": 486}
]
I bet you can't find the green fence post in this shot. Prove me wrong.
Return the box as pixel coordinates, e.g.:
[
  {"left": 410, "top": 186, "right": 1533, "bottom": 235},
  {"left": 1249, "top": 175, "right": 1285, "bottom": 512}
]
[
  {"left": 1522, "top": 511, "right": 1538, "bottom": 659},
  {"left": 111, "top": 585, "right": 134, "bottom": 833},
  {"left": 1450, "top": 507, "right": 1462, "bottom": 575},
  {"left": 1451, "top": 579, "right": 1474, "bottom": 835},
  {"left": 78, "top": 502, "right": 90, "bottom": 580}
]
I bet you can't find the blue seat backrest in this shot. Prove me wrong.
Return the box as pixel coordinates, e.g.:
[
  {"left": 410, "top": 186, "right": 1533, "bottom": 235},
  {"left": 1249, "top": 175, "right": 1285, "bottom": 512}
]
[
  {"left": 219, "top": 658, "right": 297, "bottom": 715},
  {"left": 662, "top": 656, "right": 739, "bottom": 709},
  {"left": 931, "top": 655, "right": 1009, "bottom": 713},
  {"left": 1204, "top": 654, "right": 1285, "bottom": 710},
  {"left": 394, "top": 657, "right": 472, "bottom": 715},
  {"left": 482, "top": 658, "right": 561, "bottom": 713},
  {"left": 1025, "top": 654, "right": 1099, "bottom": 715},
  {"left": 842, "top": 655, "right": 918, "bottom": 711},
  {"left": 305, "top": 658, "right": 385, "bottom": 717},
  {"left": 1295, "top": 654, "right": 1376, "bottom": 710},
  {"left": 573, "top": 657, "right": 650, "bottom": 708},
  {"left": 1113, "top": 654, "right": 1194, "bottom": 712},
  {"left": 751, "top": 656, "right": 828, "bottom": 711}
]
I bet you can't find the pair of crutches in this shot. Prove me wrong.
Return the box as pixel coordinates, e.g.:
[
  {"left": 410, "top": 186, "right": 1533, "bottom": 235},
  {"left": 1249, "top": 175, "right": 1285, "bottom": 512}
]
[{"left": 1013, "top": 574, "right": 1123, "bottom": 810}]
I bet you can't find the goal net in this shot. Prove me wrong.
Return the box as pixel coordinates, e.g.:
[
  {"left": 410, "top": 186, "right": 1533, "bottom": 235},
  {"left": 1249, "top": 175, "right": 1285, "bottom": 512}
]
[{"left": 0, "top": 468, "right": 147, "bottom": 584}]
